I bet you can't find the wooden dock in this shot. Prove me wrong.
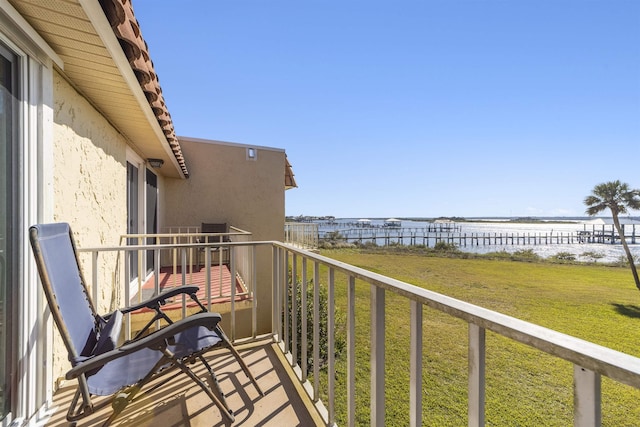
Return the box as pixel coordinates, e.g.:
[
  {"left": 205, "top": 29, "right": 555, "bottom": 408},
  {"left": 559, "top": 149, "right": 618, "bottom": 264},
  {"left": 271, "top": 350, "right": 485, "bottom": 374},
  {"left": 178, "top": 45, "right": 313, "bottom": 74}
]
[{"left": 319, "top": 224, "right": 640, "bottom": 248}]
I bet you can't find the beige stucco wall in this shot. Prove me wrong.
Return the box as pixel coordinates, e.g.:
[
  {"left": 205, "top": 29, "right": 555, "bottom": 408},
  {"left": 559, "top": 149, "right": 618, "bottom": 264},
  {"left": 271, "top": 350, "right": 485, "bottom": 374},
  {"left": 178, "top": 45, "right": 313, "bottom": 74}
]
[
  {"left": 53, "top": 71, "right": 128, "bottom": 237},
  {"left": 51, "top": 70, "right": 129, "bottom": 383},
  {"left": 164, "top": 138, "right": 287, "bottom": 336}
]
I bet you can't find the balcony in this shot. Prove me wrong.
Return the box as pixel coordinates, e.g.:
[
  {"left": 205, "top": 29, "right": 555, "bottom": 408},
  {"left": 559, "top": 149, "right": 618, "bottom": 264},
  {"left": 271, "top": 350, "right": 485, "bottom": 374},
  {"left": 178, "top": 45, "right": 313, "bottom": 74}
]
[{"left": 46, "top": 232, "right": 640, "bottom": 426}]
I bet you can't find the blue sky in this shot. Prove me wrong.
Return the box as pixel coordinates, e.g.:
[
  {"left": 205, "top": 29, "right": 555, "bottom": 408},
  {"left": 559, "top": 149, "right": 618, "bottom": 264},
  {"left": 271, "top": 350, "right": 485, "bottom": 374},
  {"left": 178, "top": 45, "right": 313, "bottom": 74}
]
[{"left": 133, "top": 0, "right": 640, "bottom": 218}]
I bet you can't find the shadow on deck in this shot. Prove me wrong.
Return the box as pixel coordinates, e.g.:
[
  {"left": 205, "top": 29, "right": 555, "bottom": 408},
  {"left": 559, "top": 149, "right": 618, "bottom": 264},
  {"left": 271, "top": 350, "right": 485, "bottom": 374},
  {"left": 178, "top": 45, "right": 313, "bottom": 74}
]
[{"left": 45, "top": 339, "right": 322, "bottom": 426}]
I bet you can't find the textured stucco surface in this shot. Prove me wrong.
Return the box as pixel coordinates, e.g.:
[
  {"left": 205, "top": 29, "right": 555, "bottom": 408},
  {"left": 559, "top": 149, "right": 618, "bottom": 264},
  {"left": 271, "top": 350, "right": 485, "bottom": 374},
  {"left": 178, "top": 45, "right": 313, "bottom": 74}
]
[
  {"left": 164, "top": 139, "right": 286, "bottom": 335},
  {"left": 51, "top": 71, "right": 128, "bottom": 382}
]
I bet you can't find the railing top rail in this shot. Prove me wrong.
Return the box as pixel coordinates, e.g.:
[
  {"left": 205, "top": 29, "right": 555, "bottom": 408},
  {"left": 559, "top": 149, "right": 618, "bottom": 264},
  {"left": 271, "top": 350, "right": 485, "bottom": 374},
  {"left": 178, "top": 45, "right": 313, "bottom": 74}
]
[
  {"left": 78, "top": 241, "right": 275, "bottom": 253},
  {"left": 272, "top": 242, "right": 640, "bottom": 389},
  {"left": 120, "top": 231, "right": 251, "bottom": 238},
  {"left": 229, "top": 225, "right": 251, "bottom": 234}
]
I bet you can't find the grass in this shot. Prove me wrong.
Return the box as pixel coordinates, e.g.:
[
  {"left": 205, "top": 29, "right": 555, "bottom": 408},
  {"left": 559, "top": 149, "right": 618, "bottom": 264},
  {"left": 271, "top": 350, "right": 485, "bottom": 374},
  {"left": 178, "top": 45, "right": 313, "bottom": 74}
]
[{"left": 308, "top": 248, "right": 640, "bottom": 426}]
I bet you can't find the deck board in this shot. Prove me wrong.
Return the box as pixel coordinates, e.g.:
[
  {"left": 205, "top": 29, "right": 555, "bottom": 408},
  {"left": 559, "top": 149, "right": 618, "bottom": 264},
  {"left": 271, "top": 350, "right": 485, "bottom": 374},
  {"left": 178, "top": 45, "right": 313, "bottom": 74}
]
[
  {"left": 137, "top": 265, "right": 250, "bottom": 311},
  {"left": 45, "top": 339, "right": 322, "bottom": 426}
]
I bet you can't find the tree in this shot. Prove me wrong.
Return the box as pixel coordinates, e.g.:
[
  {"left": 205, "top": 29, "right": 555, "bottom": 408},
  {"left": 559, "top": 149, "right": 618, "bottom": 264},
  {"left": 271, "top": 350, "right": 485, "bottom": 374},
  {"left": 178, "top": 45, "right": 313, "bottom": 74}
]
[{"left": 584, "top": 180, "right": 640, "bottom": 291}]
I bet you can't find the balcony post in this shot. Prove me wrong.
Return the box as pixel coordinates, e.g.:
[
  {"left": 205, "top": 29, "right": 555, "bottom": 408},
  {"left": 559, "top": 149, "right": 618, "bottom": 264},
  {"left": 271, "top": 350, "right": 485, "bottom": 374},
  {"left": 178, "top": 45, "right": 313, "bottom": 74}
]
[
  {"left": 573, "top": 365, "right": 601, "bottom": 427},
  {"left": 371, "top": 285, "right": 385, "bottom": 427},
  {"left": 410, "top": 300, "right": 423, "bottom": 427},
  {"left": 468, "top": 323, "right": 485, "bottom": 427}
]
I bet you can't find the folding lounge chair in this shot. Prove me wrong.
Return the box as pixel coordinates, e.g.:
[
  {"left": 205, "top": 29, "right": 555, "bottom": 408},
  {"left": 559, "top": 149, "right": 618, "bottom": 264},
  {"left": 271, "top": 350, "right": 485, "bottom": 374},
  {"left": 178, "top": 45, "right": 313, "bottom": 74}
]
[{"left": 29, "top": 223, "right": 263, "bottom": 426}]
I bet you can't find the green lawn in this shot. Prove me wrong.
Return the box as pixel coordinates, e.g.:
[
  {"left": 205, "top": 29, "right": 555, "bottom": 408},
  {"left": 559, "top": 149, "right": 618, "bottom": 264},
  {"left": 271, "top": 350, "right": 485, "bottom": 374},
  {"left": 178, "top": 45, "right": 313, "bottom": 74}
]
[{"left": 312, "top": 249, "right": 640, "bottom": 426}]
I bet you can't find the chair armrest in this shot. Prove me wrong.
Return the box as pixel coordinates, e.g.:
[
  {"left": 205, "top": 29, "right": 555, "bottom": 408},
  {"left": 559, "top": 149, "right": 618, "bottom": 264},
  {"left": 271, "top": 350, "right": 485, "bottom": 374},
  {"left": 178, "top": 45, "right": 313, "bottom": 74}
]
[
  {"left": 65, "top": 312, "right": 222, "bottom": 380},
  {"left": 119, "top": 285, "right": 200, "bottom": 314}
]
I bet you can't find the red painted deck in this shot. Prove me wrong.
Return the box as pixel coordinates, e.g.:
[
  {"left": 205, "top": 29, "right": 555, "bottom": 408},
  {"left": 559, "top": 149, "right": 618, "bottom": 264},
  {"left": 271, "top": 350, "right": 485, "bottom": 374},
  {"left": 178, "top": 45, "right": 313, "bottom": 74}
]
[{"left": 138, "top": 265, "right": 250, "bottom": 312}]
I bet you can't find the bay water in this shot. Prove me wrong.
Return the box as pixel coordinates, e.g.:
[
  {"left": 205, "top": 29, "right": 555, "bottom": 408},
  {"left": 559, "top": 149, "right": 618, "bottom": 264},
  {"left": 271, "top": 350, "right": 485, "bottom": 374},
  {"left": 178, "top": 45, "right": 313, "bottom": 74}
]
[{"left": 316, "top": 218, "right": 640, "bottom": 263}]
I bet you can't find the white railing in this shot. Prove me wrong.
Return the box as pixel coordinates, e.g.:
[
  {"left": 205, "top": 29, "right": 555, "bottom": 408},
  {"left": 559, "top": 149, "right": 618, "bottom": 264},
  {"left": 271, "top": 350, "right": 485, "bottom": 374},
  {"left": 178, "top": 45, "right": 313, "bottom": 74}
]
[
  {"left": 272, "top": 242, "right": 640, "bottom": 427},
  {"left": 78, "top": 232, "right": 258, "bottom": 341},
  {"left": 77, "top": 237, "right": 640, "bottom": 426},
  {"left": 285, "top": 222, "right": 319, "bottom": 249}
]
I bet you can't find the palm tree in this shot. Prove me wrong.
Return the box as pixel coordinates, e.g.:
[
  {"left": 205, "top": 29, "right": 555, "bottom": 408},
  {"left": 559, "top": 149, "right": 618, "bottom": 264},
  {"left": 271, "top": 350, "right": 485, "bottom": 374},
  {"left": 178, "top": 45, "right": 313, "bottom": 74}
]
[{"left": 584, "top": 180, "right": 640, "bottom": 291}]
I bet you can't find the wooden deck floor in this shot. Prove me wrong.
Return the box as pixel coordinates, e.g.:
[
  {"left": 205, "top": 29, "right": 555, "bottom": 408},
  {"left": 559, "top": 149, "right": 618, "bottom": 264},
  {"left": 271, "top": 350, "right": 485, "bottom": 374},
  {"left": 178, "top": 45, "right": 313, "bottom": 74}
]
[
  {"left": 45, "top": 339, "right": 322, "bottom": 426},
  {"left": 137, "top": 265, "right": 250, "bottom": 311}
]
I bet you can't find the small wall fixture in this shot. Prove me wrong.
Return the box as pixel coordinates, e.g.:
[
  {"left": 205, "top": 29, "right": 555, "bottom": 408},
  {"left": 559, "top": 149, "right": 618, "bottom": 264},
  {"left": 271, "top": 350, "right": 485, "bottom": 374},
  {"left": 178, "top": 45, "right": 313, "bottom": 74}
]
[{"left": 147, "top": 158, "right": 164, "bottom": 168}]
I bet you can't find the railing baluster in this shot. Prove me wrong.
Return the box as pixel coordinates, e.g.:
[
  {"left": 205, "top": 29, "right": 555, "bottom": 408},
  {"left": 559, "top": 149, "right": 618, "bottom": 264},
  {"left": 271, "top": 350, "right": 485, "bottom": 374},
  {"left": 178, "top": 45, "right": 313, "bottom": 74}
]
[
  {"left": 230, "top": 246, "right": 236, "bottom": 341},
  {"left": 181, "top": 248, "right": 187, "bottom": 319},
  {"left": 573, "top": 365, "right": 601, "bottom": 427},
  {"left": 284, "top": 249, "right": 290, "bottom": 354},
  {"left": 252, "top": 245, "right": 257, "bottom": 338},
  {"left": 328, "top": 268, "right": 336, "bottom": 425},
  {"left": 410, "top": 300, "right": 423, "bottom": 427},
  {"left": 272, "top": 246, "right": 280, "bottom": 342},
  {"left": 468, "top": 323, "right": 486, "bottom": 427},
  {"left": 124, "top": 248, "right": 131, "bottom": 340},
  {"left": 205, "top": 248, "right": 211, "bottom": 311},
  {"left": 301, "top": 258, "right": 309, "bottom": 381},
  {"left": 292, "top": 254, "right": 298, "bottom": 368},
  {"left": 154, "top": 248, "right": 160, "bottom": 298},
  {"left": 313, "top": 260, "right": 320, "bottom": 402},
  {"left": 137, "top": 236, "right": 143, "bottom": 303},
  {"left": 154, "top": 248, "right": 161, "bottom": 331},
  {"left": 347, "top": 275, "right": 356, "bottom": 427},
  {"left": 371, "top": 285, "right": 385, "bottom": 427},
  {"left": 218, "top": 238, "right": 223, "bottom": 297},
  {"left": 172, "top": 236, "right": 177, "bottom": 288}
]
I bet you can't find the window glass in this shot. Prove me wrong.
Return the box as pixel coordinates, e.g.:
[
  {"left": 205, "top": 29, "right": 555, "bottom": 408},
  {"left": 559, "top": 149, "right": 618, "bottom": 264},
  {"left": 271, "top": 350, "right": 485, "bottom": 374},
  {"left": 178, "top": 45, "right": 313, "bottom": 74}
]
[{"left": 127, "top": 162, "right": 139, "bottom": 284}]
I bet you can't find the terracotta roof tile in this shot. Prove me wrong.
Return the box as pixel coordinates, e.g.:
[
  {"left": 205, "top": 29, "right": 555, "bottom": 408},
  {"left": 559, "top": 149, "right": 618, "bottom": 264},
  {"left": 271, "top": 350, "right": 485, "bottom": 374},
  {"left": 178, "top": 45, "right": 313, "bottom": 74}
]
[
  {"left": 285, "top": 156, "right": 297, "bottom": 189},
  {"left": 100, "top": 0, "right": 189, "bottom": 178}
]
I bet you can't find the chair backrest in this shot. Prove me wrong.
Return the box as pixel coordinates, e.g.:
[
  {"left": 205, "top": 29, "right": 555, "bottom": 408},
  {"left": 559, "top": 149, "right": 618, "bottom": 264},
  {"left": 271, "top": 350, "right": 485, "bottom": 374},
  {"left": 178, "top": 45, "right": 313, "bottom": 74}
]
[
  {"left": 201, "top": 222, "right": 230, "bottom": 242},
  {"left": 201, "top": 222, "right": 228, "bottom": 234},
  {"left": 29, "top": 223, "right": 100, "bottom": 364}
]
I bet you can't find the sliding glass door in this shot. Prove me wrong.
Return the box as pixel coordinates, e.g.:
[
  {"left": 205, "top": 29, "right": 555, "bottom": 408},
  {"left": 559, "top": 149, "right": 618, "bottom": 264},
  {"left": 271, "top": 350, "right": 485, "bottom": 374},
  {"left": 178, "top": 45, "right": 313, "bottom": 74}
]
[
  {"left": 145, "top": 168, "right": 158, "bottom": 274},
  {"left": 127, "top": 159, "right": 159, "bottom": 290},
  {"left": 126, "top": 161, "right": 139, "bottom": 284},
  {"left": 0, "top": 42, "right": 18, "bottom": 422}
]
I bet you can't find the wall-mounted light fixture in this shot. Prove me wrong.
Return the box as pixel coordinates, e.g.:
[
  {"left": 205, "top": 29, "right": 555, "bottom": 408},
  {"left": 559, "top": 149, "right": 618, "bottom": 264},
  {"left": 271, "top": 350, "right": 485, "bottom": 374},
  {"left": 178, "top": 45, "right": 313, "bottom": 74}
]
[{"left": 147, "top": 158, "right": 164, "bottom": 168}]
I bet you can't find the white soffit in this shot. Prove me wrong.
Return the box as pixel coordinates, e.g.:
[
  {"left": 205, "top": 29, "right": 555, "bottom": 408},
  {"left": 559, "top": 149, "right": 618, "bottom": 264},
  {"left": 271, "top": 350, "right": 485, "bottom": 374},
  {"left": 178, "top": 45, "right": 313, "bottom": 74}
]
[{"left": 8, "top": 0, "right": 185, "bottom": 178}]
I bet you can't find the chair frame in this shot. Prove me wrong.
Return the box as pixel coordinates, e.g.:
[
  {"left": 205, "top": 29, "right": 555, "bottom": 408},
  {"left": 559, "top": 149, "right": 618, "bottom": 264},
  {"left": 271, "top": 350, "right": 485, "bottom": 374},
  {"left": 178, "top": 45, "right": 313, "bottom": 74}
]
[
  {"left": 29, "top": 224, "right": 263, "bottom": 426},
  {"left": 198, "top": 222, "right": 231, "bottom": 267}
]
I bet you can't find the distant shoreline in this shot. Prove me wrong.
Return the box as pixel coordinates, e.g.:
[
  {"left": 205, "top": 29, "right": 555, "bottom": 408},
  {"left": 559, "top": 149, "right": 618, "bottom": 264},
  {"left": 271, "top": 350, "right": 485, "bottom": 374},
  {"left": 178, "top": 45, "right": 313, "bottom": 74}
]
[{"left": 287, "top": 215, "right": 640, "bottom": 224}]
